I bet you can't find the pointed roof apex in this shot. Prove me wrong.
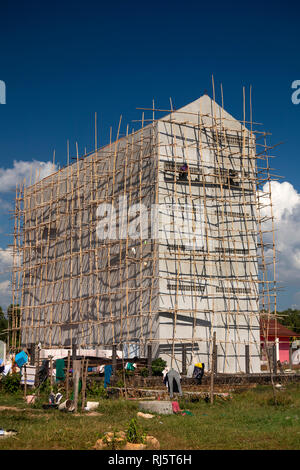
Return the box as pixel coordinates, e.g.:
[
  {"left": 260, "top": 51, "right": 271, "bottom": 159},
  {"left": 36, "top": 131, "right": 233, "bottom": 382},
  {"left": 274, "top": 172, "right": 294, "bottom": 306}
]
[{"left": 160, "top": 94, "right": 249, "bottom": 133}]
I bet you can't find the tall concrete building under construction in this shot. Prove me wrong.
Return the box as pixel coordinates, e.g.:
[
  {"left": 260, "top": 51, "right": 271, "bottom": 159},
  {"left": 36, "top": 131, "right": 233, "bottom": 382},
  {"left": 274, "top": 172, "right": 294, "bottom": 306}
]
[{"left": 11, "top": 94, "right": 277, "bottom": 373}]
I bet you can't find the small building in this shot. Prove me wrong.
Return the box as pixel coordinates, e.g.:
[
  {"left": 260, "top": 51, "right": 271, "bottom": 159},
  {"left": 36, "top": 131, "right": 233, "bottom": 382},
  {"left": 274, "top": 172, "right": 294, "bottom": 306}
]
[{"left": 260, "top": 317, "right": 300, "bottom": 364}]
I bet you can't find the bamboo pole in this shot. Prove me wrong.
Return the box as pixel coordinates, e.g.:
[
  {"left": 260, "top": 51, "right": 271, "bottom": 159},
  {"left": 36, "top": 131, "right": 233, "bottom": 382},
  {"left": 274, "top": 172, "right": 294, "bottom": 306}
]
[
  {"left": 73, "top": 359, "right": 81, "bottom": 413},
  {"left": 81, "top": 358, "right": 89, "bottom": 411},
  {"left": 66, "top": 350, "right": 71, "bottom": 400},
  {"left": 210, "top": 332, "right": 216, "bottom": 404}
]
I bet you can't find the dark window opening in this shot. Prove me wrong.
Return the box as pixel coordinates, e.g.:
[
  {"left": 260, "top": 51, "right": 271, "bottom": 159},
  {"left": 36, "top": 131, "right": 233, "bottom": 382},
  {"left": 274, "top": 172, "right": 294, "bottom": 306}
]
[{"left": 42, "top": 226, "right": 57, "bottom": 240}]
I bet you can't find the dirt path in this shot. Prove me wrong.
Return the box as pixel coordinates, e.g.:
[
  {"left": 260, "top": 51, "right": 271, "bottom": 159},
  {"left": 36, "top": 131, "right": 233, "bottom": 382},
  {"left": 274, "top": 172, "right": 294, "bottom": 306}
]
[{"left": 0, "top": 406, "right": 27, "bottom": 411}]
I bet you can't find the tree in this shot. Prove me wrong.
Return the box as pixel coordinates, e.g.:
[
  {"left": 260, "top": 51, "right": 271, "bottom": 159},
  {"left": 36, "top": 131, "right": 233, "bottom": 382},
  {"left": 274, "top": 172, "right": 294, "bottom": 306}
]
[
  {"left": 276, "top": 309, "right": 300, "bottom": 335},
  {"left": 0, "top": 306, "right": 8, "bottom": 343}
]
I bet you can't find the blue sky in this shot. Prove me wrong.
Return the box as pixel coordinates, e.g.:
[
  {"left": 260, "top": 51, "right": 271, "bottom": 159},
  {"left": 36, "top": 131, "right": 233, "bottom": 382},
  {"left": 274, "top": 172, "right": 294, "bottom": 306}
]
[{"left": 0, "top": 0, "right": 300, "bottom": 310}]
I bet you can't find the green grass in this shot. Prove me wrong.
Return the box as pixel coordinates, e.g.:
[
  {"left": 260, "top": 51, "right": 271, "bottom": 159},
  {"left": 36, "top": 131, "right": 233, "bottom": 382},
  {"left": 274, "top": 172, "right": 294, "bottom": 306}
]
[{"left": 0, "top": 384, "right": 299, "bottom": 449}]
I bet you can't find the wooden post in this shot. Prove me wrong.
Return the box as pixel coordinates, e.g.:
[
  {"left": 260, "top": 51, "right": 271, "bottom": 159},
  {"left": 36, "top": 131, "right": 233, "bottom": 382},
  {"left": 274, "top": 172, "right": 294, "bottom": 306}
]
[
  {"left": 73, "top": 359, "right": 81, "bottom": 413},
  {"left": 80, "top": 358, "right": 84, "bottom": 410},
  {"left": 210, "top": 332, "right": 216, "bottom": 404},
  {"left": 23, "top": 365, "right": 27, "bottom": 400},
  {"left": 120, "top": 343, "right": 128, "bottom": 399},
  {"left": 147, "top": 344, "right": 152, "bottom": 377},
  {"left": 213, "top": 342, "right": 218, "bottom": 375},
  {"left": 81, "top": 358, "right": 89, "bottom": 411},
  {"left": 112, "top": 345, "right": 117, "bottom": 375},
  {"left": 66, "top": 350, "right": 71, "bottom": 399},
  {"left": 289, "top": 346, "right": 292, "bottom": 369},
  {"left": 36, "top": 347, "right": 40, "bottom": 368},
  {"left": 182, "top": 344, "right": 187, "bottom": 376},
  {"left": 72, "top": 344, "right": 77, "bottom": 363},
  {"left": 49, "top": 356, "right": 53, "bottom": 391},
  {"left": 34, "top": 347, "right": 40, "bottom": 387},
  {"left": 272, "top": 343, "right": 277, "bottom": 375},
  {"left": 29, "top": 343, "right": 35, "bottom": 365},
  {"left": 245, "top": 345, "right": 250, "bottom": 374}
]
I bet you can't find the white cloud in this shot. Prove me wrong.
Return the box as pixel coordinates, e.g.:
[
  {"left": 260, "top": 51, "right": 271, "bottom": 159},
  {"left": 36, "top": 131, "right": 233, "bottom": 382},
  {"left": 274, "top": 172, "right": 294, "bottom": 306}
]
[
  {"left": 0, "top": 248, "right": 21, "bottom": 309},
  {"left": 0, "top": 198, "right": 12, "bottom": 213},
  {"left": 267, "top": 181, "right": 300, "bottom": 220},
  {"left": 0, "top": 160, "right": 58, "bottom": 192},
  {"left": 0, "top": 280, "right": 10, "bottom": 294},
  {"left": 0, "top": 279, "right": 12, "bottom": 310},
  {"left": 262, "top": 181, "right": 300, "bottom": 284},
  {"left": 0, "top": 248, "right": 14, "bottom": 272},
  {"left": 0, "top": 249, "right": 13, "bottom": 307},
  {"left": 0, "top": 247, "right": 21, "bottom": 270},
  {"left": 0, "top": 159, "right": 58, "bottom": 309}
]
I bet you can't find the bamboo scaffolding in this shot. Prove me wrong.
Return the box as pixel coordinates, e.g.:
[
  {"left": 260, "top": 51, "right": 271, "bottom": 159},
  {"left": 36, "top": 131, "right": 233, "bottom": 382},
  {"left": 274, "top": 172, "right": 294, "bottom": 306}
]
[{"left": 9, "top": 85, "right": 278, "bottom": 375}]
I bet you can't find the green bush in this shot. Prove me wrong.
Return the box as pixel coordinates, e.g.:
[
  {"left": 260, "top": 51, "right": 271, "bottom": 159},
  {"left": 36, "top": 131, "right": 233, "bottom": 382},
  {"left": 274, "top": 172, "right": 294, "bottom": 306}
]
[
  {"left": 115, "top": 379, "right": 125, "bottom": 388},
  {"left": 87, "top": 381, "right": 108, "bottom": 399},
  {"left": 1, "top": 373, "right": 21, "bottom": 394},
  {"left": 151, "top": 358, "right": 167, "bottom": 376},
  {"left": 140, "top": 367, "right": 149, "bottom": 377},
  {"left": 126, "top": 418, "right": 146, "bottom": 444},
  {"left": 117, "top": 369, "right": 134, "bottom": 379},
  {"left": 125, "top": 370, "right": 134, "bottom": 378},
  {"left": 39, "top": 378, "right": 59, "bottom": 395}
]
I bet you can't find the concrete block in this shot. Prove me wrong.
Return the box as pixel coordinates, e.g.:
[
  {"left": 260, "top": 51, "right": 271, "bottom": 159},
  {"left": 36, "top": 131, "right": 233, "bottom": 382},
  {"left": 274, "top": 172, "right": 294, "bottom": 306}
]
[{"left": 138, "top": 400, "right": 173, "bottom": 415}]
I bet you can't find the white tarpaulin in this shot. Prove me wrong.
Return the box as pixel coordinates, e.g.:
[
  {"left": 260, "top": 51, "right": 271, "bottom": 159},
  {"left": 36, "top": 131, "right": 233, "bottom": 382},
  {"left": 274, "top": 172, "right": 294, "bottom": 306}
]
[
  {"left": 291, "top": 348, "right": 300, "bottom": 365},
  {"left": 40, "top": 348, "right": 123, "bottom": 361},
  {"left": 20, "top": 365, "right": 36, "bottom": 386}
]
